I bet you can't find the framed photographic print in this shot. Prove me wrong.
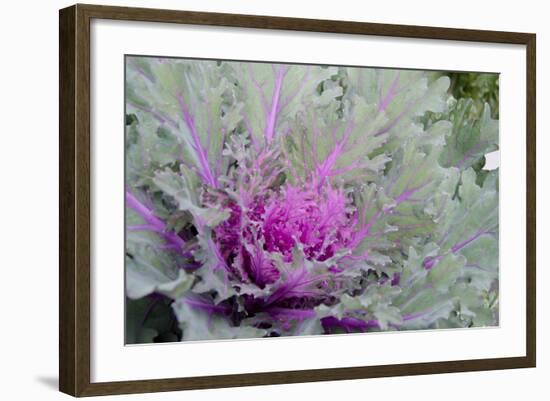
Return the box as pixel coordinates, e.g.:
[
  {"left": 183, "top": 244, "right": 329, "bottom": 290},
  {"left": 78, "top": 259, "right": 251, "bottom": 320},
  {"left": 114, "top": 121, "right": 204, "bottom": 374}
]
[{"left": 59, "top": 3, "right": 536, "bottom": 397}]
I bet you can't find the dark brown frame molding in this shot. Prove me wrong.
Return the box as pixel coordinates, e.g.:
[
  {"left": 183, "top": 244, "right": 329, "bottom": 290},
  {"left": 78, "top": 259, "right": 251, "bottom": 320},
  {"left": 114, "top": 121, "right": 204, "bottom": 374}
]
[{"left": 59, "top": 3, "right": 536, "bottom": 397}]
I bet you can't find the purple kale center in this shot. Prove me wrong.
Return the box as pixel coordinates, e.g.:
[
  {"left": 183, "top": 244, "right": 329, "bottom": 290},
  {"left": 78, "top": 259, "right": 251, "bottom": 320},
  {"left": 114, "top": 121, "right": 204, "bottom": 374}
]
[{"left": 213, "top": 181, "right": 355, "bottom": 288}]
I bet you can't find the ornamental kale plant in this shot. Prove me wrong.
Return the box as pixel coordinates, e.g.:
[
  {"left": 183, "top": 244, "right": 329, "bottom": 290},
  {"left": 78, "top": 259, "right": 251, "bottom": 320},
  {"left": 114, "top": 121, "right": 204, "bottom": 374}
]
[{"left": 125, "top": 56, "right": 499, "bottom": 343}]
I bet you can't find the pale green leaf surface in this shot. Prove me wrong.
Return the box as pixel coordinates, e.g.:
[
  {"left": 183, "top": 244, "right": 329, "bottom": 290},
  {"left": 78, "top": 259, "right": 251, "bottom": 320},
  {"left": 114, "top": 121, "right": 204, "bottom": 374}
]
[{"left": 173, "top": 298, "right": 266, "bottom": 341}]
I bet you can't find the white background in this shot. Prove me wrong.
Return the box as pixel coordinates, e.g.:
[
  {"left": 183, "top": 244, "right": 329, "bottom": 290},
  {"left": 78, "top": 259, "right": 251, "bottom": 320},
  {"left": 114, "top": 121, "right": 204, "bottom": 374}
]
[{"left": 0, "top": 0, "right": 546, "bottom": 400}]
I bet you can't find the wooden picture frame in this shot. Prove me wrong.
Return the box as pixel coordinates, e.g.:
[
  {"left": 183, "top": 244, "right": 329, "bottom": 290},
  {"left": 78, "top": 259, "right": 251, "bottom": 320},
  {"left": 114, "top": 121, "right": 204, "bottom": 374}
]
[{"left": 59, "top": 3, "right": 536, "bottom": 397}]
